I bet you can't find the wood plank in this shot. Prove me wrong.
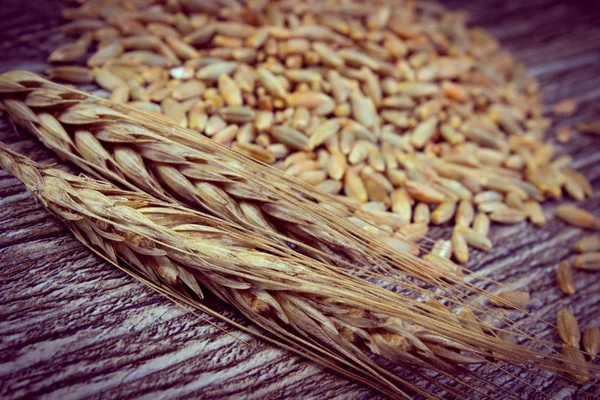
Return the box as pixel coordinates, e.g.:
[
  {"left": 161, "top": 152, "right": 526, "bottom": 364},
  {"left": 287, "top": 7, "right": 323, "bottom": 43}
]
[{"left": 0, "top": 0, "right": 599, "bottom": 398}]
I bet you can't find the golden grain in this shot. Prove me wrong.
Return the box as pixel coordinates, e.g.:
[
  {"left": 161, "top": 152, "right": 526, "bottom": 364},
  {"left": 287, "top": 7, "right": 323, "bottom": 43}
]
[
  {"left": 456, "top": 226, "right": 492, "bottom": 250},
  {"left": 474, "top": 190, "right": 504, "bottom": 204},
  {"left": 390, "top": 188, "right": 412, "bottom": 224},
  {"left": 490, "top": 291, "right": 530, "bottom": 309},
  {"left": 555, "top": 205, "right": 600, "bottom": 230},
  {"left": 411, "top": 116, "right": 439, "bottom": 149},
  {"left": 473, "top": 212, "right": 490, "bottom": 237},
  {"left": 552, "top": 99, "right": 577, "bottom": 117},
  {"left": 413, "top": 202, "right": 431, "bottom": 225},
  {"left": 524, "top": 200, "right": 546, "bottom": 227},
  {"left": 561, "top": 345, "right": 589, "bottom": 384},
  {"left": 489, "top": 208, "right": 526, "bottom": 224},
  {"left": 557, "top": 308, "right": 581, "bottom": 348},
  {"left": 271, "top": 125, "right": 311, "bottom": 151},
  {"left": 46, "top": 66, "right": 93, "bottom": 83},
  {"left": 455, "top": 200, "right": 474, "bottom": 227},
  {"left": 48, "top": 36, "right": 90, "bottom": 62},
  {"left": 574, "top": 235, "right": 600, "bottom": 253},
  {"left": 556, "top": 261, "right": 575, "bottom": 296},
  {"left": 430, "top": 201, "right": 457, "bottom": 225},
  {"left": 582, "top": 326, "right": 600, "bottom": 361},
  {"left": 405, "top": 181, "right": 446, "bottom": 204},
  {"left": 344, "top": 169, "right": 368, "bottom": 203},
  {"left": 451, "top": 230, "right": 469, "bottom": 264},
  {"left": 573, "top": 252, "right": 600, "bottom": 271}
]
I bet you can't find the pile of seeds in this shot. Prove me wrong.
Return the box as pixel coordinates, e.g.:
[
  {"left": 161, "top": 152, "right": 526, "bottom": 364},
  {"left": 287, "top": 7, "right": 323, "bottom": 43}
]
[{"left": 43, "top": 0, "right": 595, "bottom": 268}]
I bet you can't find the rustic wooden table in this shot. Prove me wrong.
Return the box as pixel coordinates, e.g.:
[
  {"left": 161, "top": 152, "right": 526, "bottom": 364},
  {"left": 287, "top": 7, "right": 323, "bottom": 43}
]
[{"left": 1, "top": 1, "right": 600, "bottom": 399}]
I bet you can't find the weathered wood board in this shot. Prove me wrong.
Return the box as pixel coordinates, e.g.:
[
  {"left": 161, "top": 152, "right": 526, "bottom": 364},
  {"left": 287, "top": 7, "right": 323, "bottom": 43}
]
[{"left": 1, "top": 0, "right": 600, "bottom": 398}]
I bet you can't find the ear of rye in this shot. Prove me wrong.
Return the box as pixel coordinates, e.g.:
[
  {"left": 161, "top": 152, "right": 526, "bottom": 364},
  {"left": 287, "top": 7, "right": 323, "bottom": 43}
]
[{"left": 0, "top": 141, "right": 567, "bottom": 399}]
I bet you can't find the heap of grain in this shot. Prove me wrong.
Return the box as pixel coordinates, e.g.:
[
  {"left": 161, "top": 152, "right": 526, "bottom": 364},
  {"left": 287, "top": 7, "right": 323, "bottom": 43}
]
[{"left": 46, "top": 0, "right": 593, "bottom": 265}]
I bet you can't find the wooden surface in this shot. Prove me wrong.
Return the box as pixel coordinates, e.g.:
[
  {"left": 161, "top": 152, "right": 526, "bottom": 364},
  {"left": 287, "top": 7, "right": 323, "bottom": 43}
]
[{"left": 1, "top": 1, "right": 600, "bottom": 399}]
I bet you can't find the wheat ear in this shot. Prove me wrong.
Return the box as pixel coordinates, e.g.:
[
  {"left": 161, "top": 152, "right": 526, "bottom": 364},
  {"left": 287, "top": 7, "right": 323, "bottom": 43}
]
[
  {"left": 0, "top": 70, "right": 460, "bottom": 282},
  {"left": 2, "top": 141, "right": 594, "bottom": 398}
]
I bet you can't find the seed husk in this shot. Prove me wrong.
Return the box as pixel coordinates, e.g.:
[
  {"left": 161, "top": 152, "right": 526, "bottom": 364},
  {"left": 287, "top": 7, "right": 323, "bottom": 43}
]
[
  {"left": 562, "top": 345, "right": 589, "bottom": 385},
  {"left": 88, "top": 42, "right": 123, "bottom": 66},
  {"left": 271, "top": 125, "right": 311, "bottom": 151},
  {"left": 489, "top": 209, "right": 526, "bottom": 224},
  {"left": 431, "top": 201, "right": 457, "bottom": 225},
  {"left": 344, "top": 169, "right": 368, "bottom": 203},
  {"left": 478, "top": 201, "right": 508, "bottom": 213},
  {"left": 505, "top": 192, "right": 524, "bottom": 210},
  {"left": 561, "top": 345, "right": 589, "bottom": 384},
  {"left": 196, "top": 62, "right": 238, "bottom": 81},
  {"left": 411, "top": 116, "right": 438, "bottom": 149},
  {"left": 556, "top": 261, "right": 575, "bottom": 296},
  {"left": 552, "top": 99, "right": 577, "bottom": 117},
  {"left": 455, "top": 200, "right": 474, "bottom": 228},
  {"left": 474, "top": 191, "right": 504, "bottom": 204},
  {"left": 172, "top": 80, "right": 205, "bottom": 101},
  {"left": 212, "top": 125, "right": 238, "bottom": 145},
  {"left": 574, "top": 235, "right": 600, "bottom": 253},
  {"left": 555, "top": 205, "right": 600, "bottom": 230},
  {"left": 574, "top": 252, "right": 600, "bottom": 270},
  {"left": 405, "top": 181, "right": 445, "bottom": 204},
  {"left": 48, "top": 36, "right": 90, "bottom": 63},
  {"left": 390, "top": 188, "right": 412, "bottom": 224},
  {"left": 165, "top": 36, "right": 200, "bottom": 60},
  {"left": 109, "top": 85, "right": 130, "bottom": 104},
  {"left": 297, "top": 169, "right": 327, "bottom": 185},
  {"left": 310, "top": 119, "right": 342, "bottom": 149},
  {"left": 348, "top": 140, "right": 370, "bottom": 165},
  {"left": 204, "top": 115, "right": 227, "bottom": 136},
  {"left": 350, "top": 91, "right": 377, "bottom": 129},
  {"left": 565, "top": 169, "right": 593, "bottom": 198},
  {"left": 286, "top": 159, "right": 320, "bottom": 177},
  {"left": 557, "top": 308, "right": 581, "bottom": 348},
  {"left": 397, "top": 82, "right": 440, "bottom": 97},
  {"left": 381, "top": 110, "right": 409, "bottom": 128},
  {"left": 524, "top": 200, "right": 546, "bottom": 227},
  {"left": 563, "top": 176, "right": 586, "bottom": 202},
  {"left": 258, "top": 67, "right": 288, "bottom": 98},
  {"left": 431, "top": 239, "right": 452, "bottom": 259},
  {"left": 315, "top": 179, "right": 343, "bottom": 195},
  {"left": 232, "top": 141, "right": 275, "bottom": 164},
  {"left": 451, "top": 230, "right": 469, "bottom": 264},
  {"left": 161, "top": 97, "right": 187, "bottom": 127},
  {"left": 413, "top": 202, "right": 431, "bottom": 225},
  {"left": 46, "top": 66, "right": 93, "bottom": 83},
  {"left": 473, "top": 212, "right": 490, "bottom": 237},
  {"left": 220, "top": 106, "right": 255, "bottom": 124},
  {"left": 423, "top": 297, "right": 460, "bottom": 326},
  {"left": 490, "top": 291, "right": 530, "bottom": 309},
  {"left": 458, "top": 309, "right": 483, "bottom": 334},
  {"left": 582, "top": 326, "right": 600, "bottom": 361},
  {"left": 456, "top": 226, "right": 492, "bottom": 251},
  {"left": 439, "top": 124, "right": 465, "bottom": 145}
]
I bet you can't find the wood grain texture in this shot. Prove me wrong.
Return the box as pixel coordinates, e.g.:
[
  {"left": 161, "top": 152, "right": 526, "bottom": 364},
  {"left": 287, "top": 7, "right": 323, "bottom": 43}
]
[{"left": 1, "top": 0, "right": 600, "bottom": 399}]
